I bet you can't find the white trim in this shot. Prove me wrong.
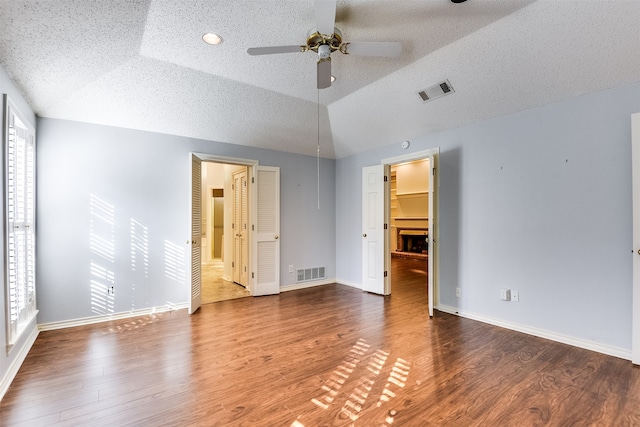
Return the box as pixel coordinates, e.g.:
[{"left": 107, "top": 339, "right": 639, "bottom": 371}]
[
  {"left": 336, "top": 279, "right": 363, "bottom": 290},
  {"left": 280, "top": 278, "right": 336, "bottom": 292},
  {"left": 192, "top": 153, "right": 259, "bottom": 168},
  {"left": 438, "top": 304, "right": 631, "bottom": 361},
  {"left": 38, "top": 303, "right": 188, "bottom": 332},
  {"left": 0, "top": 323, "right": 38, "bottom": 401},
  {"left": 632, "top": 112, "right": 640, "bottom": 365},
  {"left": 380, "top": 147, "right": 439, "bottom": 166}
]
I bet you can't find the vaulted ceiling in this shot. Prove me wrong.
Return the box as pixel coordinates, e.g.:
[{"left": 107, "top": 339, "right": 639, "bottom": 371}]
[{"left": 1, "top": 1, "right": 639, "bottom": 158}]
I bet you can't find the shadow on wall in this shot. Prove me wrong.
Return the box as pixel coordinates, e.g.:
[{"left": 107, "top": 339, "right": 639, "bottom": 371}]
[{"left": 438, "top": 147, "right": 462, "bottom": 307}]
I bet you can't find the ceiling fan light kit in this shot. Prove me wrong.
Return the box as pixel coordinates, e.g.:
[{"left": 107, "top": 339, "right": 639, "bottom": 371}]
[{"left": 247, "top": 0, "right": 402, "bottom": 89}]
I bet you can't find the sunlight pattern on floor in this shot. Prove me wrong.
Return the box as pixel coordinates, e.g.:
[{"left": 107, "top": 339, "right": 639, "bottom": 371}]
[
  {"left": 311, "top": 339, "right": 370, "bottom": 410},
  {"left": 292, "top": 338, "right": 411, "bottom": 427}
]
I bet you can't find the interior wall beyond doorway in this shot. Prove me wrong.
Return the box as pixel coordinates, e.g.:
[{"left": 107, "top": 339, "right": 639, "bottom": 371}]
[{"left": 201, "top": 162, "right": 247, "bottom": 282}]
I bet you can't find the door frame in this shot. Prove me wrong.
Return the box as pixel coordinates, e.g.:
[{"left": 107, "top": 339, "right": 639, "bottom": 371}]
[
  {"left": 632, "top": 113, "right": 640, "bottom": 364},
  {"left": 381, "top": 148, "right": 440, "bottom": 312},
  {"left": 190, "top": 153, "right": 259, "bottom": 299}
]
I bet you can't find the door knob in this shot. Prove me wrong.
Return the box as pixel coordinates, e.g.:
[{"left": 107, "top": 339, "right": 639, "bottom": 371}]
[
  {"left": 363, "top": 233, "right": 367, "bottom": 237},
  {"left": 274, "top": 235, "right": 279, "bottom": 240}
]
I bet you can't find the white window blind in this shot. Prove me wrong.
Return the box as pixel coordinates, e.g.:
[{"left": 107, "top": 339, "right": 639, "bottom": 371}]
[{"left": 4, "top": 96, "right": 36, "bottom": 350}]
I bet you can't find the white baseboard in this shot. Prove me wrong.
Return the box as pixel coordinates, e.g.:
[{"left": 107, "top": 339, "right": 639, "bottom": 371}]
[
  {"left": 281, "top": 278, "right": 336, "bottom": 292},
  {"left": 437, "top": 304, "right": 631, "bottom": 361},
  {"left": 0, "top": 324, "right": 39, "bottom": 401},
  {"left": 335, "top": 279, "right": 363, "bottom": 290},
  {"left": 38, "top": 303, "right": 189, "bottom": 332}
]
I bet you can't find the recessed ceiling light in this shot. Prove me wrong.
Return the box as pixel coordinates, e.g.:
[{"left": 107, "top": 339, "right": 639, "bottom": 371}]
[{"left": 202, "top": 33, "right": 223, "bottom": 45}]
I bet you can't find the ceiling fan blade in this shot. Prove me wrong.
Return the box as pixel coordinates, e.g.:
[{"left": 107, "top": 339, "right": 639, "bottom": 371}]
[
  {"left": 317, "top": 58, "right": 332, "bottom": 89},
  {"left": 342, "top": 42, "right": 403, "bottom": 57},
  {"left": 247, "top": 46, "right": 304, "bottom": 56},
  {"left": 315, "top": 0, "right": 337, "bottom": 35}
]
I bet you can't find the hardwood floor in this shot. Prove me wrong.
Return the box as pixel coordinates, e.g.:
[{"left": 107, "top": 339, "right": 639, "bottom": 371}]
[{"left": 2, "top": 258, "right": 640, "bottom": 426}]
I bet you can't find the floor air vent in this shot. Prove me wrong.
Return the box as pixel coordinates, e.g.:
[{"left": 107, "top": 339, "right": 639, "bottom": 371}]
[
  {"left": 417, "top": 79, "right": 454, "bottom": 103},
  {"left": 297, "top": 266, "right": 326, "bottom": 283}
]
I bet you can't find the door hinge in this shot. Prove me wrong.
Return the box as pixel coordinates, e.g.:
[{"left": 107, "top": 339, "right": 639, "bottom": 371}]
[
  {"left": 432, "top": 167, "right": 436, "bottom": 176},
  {"left": 384, "top": 223, "right": 388, "bottom": 229},
  {"left": 232, "top": 184, "right": 235, "bottom": 190},
  {"left": 384, "top": 271, "right": 388, "bottom": 277},
  {"left": 252, "top": 224, "right": 255, "bottom": 231},
  {"left": 232, "top": 223, "right": 235, "bottom": 229},
  {"left": 252, "top": 272, "right": 255, "bottom": 279},
  {"left": 384, "top": 175, "right": 388, "bottom": 182},
  {"left": 232, "top": 261, "right": 235, "bottom": 268},
  {"left": 252, "top": 177, "right": 255, "bottom": 184}
]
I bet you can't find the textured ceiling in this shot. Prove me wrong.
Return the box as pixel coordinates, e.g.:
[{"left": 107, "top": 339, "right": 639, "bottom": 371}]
[{"left": 0, "top": 1, "right": 639, "bottom": 159}]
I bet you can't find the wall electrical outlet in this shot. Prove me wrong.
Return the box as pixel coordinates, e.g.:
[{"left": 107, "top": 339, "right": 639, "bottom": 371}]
[
  {"left": 455, "top": 288, "right": 461, "bottom": 298},
  {"left": 288, "top": 265, "right": 293, "bottom": 273},
  {"left": 512, "top": 291, "right": 519, "bottom": 302},
  {"left": 500, "top": 289, "right": 511, "bottom": 301}
]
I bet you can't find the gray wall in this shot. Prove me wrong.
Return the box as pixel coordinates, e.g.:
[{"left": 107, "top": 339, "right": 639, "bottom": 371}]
[
  {"left": 36, "top": 118, "right": 336, "bottom": 324},
  {"left": 336, "top": 81, "right": 640, "bottom": 353},
  {"left": 0, "top": 65, "right": 38, "bottom": 392}
]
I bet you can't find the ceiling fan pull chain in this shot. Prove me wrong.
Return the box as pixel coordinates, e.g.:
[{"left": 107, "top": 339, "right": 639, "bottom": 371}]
[{"left": 317, "top": 89, "right": 321, "bottom": 210}]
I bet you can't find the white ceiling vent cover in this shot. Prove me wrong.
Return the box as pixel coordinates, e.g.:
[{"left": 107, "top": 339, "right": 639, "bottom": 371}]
[
  {"left": 297, "top": 266, "right": 326, "bottom": 283},
  {"left": 417, "top": 80, "right": 454, "bottom": 103}
]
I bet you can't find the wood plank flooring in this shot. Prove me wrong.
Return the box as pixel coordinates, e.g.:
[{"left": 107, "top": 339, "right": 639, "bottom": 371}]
[{"left": 2, "top": 258, "right": 640, "bottom": 426}]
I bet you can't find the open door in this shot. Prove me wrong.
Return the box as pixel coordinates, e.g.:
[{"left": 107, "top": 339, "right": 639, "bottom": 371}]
[
  {"left": 232, "top": 168, "right": 249, "bottom": 287},
  {"left": 427, "top": 150, "right": 439, "bottom": 318},
  {"left": 189, "top": 154, "right": 202, "bottom": 314},
  {"left": 362, "top": 164, "right": 388, "bottom": 295},
  {"left": 632, "top": 113, "right": 640, "bottom": 364},
  {"left": 253, "top": 166, "right": 280, "bottom": 296}
]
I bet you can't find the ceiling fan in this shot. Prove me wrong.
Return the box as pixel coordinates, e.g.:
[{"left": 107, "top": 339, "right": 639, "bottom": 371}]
[{"left": 247, "top": 0, "right": 402, "bottom": 89}]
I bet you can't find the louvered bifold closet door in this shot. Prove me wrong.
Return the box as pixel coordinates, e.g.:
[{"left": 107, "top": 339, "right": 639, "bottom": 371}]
[
  {"left": 189, "top": 154, "right": 202, "bottom": 314},
  {"left": 254, "top": 166, "right": 280, "bottom": 296},
  {"left": 5, "top": 98, "right": 36, "bottom": 347}
]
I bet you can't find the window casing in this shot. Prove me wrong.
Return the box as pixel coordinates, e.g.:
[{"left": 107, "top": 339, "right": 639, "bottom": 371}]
[{"left": 4, "top": 96, "right": 36, "bottom": 351}]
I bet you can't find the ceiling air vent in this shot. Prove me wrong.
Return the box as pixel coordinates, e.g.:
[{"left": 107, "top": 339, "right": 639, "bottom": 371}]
[{"left": 417, "top": 79, "right": 454, "bottom": 103}]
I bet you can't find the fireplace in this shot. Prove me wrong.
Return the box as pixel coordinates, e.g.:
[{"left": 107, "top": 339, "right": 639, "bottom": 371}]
[{"left": 395, "top": 228, "right": 428, "bottom": 258}]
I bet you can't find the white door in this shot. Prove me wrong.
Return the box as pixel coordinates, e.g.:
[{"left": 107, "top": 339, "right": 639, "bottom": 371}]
[
  {"left": 427, "top": 151, "right": 439, "bottom": 318},
  {"left": 189, "top": 154, "right": 202, "bottom": 314},
  {"left": 253, "top": 166, "right": 280, "bottom": 296},
  {"left": 362, "top": 165, "right": 387, "bottom": 295},
  {"left": 232, "top": 169, "right": 248, "bottom": 286},
  {"left": 632, "top": 112, "right": 640, "bottom": 365}
]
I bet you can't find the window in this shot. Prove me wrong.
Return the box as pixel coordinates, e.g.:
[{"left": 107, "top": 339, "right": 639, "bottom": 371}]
[{"left": 4, "top": 96, "right": 36, "bottom": 351}]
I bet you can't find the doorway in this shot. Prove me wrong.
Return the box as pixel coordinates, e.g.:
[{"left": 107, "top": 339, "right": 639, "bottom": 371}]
[
  {"left": 189, "top": 153, "right": 281, "bottom": 314},
  {"left": 382, "top": 148, "right": 439, "bottom": 316},
  {"left": 389, "top": 159, "right": 430, "bottom": 303},
  {"left": 201, "top": 162, "right": 250, "bottom": 304}
]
